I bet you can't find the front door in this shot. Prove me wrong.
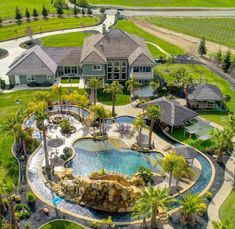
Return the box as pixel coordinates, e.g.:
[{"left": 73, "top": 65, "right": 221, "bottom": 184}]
[{"left": 15, "top": 75, "right": 20, "bottom": 84}]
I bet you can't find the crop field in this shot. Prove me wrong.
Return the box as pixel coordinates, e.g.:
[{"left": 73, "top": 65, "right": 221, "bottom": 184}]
[
  {"left": 113, "top": 20, "right": 184, "bottom": 56},
  {"left": 89, "top": 0, "right": 235, "bottom": 7},
  {"left": 138, "top": 17, "right": 235, "bottom": 49},
  {"left": 0, "top": 17, "right": 98, "bottom": 42}
]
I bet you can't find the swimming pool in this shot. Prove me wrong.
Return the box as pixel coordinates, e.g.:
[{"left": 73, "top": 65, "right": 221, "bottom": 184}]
[{"left": 67, "top": 139, "right": 163, "bottom": 177}]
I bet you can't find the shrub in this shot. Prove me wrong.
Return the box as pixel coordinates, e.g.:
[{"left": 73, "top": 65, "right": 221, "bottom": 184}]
[
  {"left": 60, "top": 147, "right": 73, "bottom": 160},
  {"left": 26, "top": 192, "right": 37, "bottom": 204},
  {"left": 15, "top": 204, "right": 31, "bottom": 220},
  {"left": 27, "top": 82, "right": 41, "bottom": 87},
  {"left": 24, "top": 223, "right": 31, "bottom": 229},
  {"left": 41, "top": 82, "right": 53, "bottom": 87},
  {"left": 204, "top": 191, "right": 213, "bottom": 200}
]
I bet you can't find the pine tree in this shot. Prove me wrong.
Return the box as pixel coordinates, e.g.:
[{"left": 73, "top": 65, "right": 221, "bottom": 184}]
[
  {"left": 33, "top": 8, "right": 38, "bottom": 18},
  {"left": 215, "top": 49, "right": 222, "bottom": 65},
  {"left": 57, "top": 4, "right": 64, "bottom": 16},
  {"left": 15, "top": 7, "right": 22, "bottom": 20},
  {"left": 73, "top": 5, "right": 78, "bottom": 16},
  {"left": 25, "top": 8, "right": 30, "bottom": 19},
  {"left": 81, "top": 8, "right": 85, "bottom": 16},
  {"left": 198, "top": 37, "right": 207, "bottom": 56},
  {"left": 42, "top": 5, "right": 48, "bottom": 18},
  {"left": 222, "top": 50, "right": 232, "bottom": 73},
  {"left": 87, "top": 7, "right": 92, "bottom": 16}
]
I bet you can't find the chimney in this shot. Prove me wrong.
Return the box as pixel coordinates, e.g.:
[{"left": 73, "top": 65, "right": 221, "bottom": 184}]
[
  {"left": 102, "top": 23, "right": 106, "bottom": 35},
  {"left": 100, "top": 42, "right": 104, "bottom": 52}
]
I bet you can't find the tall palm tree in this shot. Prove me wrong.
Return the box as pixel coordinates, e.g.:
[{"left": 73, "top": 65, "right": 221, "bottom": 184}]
[
  {"left": 88, "top": 77, "right": 102, "bottom": 105},
  {"left": 211, "top": 128, "right": 233, "bottom": 162},
  {"left": 90, "top": 105, "right": 111, "bottom": 134},
  {"left": 144, "top": 105, "right": 161, "bottom": 149},
  {"left": 133, "top": 114, "right": 145, "bottom": 146},
  {"left": 125, "top": 78, "right": 141, "bottom": 93},
  {"left": 178, "top": 193, "right": 206, "bottom": 225},
  {"left": 104, "top": 81, "right": 124, "bottom": 117},
  {"left": 135, "top": 186, "right": 175, "bottom": 228},
  {"left": 51, "top": 85, "right": 63, "bottom": 113},
  {"left": 212, "top": 220, "right": 233, "bottom": 229}
]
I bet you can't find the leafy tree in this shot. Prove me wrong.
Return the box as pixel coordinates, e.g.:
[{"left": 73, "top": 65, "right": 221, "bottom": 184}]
[
  {"left": 42, "top": 5, "right": 48, "bottom": 18},
  {"left": 150, "top": 81, "right": 159, "bottom": 94},
  {"left": 15, "top": 7, "right": 22, "bottom": 20},
  {"left": 104, "top": 81, "right": 124, "bottom": 116},
  {"left": 32, "top": 8, "right": 38, "bottom": 18},
  {"left": 79, "top": 0, "right": 89, "bottom": 8},
  {"left": 137, "top": 166, "right": 154, "bottom": 185},
  {"left": 125, "top": 78, "right": 141, "bottom": 92},
  {"left": 100, "top": 7, "right": 106, "bottom": 14},
  {"left": 25, "top": 8, "right": 30, "bottom": 19},
  {"left": 87, "top": 7, "right": 92, "bottom": 16},
  {"left": 73, "top": 5, "right": 79, "bottom": 16},
  {"left": 51, "top": 85, "right": 62, "bottom": 113},
  {"left": 0, "top": 79, "right": 6, "bottom": 89},
  {"left": 88, "top": 77, "right": 102, "bottom": 105},
  {"left": 57, "top": 4, "right": 64, "bottom": 16},
  {"left": 144, "top": 105, "right": 161, "bottom": 148},
  {"left": 133, "top": 114, "right": 145, "bottom": 146},
  {"left": 81, "top": 8, "right": 85, "bottom": 16},
  {"left": 222, "top": 49, "right": 232, "bottom": 73},
  {"left": 198, "top": 37, "right": 207, "bottom": 56},
  {"left": 134, "top": 186, "right": 175, "bottom": 228},
  {"left": 178, "top": 193, "right": 206, "bottom": 225}
]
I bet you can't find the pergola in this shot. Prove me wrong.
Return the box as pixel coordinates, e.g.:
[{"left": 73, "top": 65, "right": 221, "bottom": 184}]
[{"left": 175, "top": 146, "right": 197, "bottom": 166}]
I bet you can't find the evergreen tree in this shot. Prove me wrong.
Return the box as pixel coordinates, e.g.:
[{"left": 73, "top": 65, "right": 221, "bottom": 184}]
[
  {"left": 215, "top": 49, "right": 222, "bottom": 65},
  {"left": 25, "top": 8, "right": 30, "bottom": 19},
  {"left": 42, "top": 5, "right": 48, "bottom": 18},
  {"left": 198, "top": 37, "right": 207, "bottom": 56},
  {"left": 57, "top": 4, "right": 64, "bottom": 16},
  {"left": 32, "top": 8, "right": 38, "bottom": 18},
  {"left": 87, "top": 7, "right": 92, "bottom": 16},
  {"left": 222, "top": 49, "right": 232, "bottom": 73},
  {"left": 81, "top": 8, "right": 85, "bottom": 16},
  {"left": 73, "top": 5, "right": 79, "bottom": 16},
  {"left": 15, "top": 7, "right": 22, "bottom": 20}
]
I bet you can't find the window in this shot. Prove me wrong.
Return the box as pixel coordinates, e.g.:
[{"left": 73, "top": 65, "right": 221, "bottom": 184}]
[
  {"left": 27, "top": 76, "right": 36, "bottom": 82},
  {"left": 71, "top": 67, "right": 77, "bottom": 74},
  {"left": 146, "top": 67, "right": 152, "bottom": 72},
  {"left": 47, "top": 75, "right": 51, "bottom": 80},
  {"left": 64, "top": 66, "right": 71, "bottom": 74},
  {"left": 107, "top": 73, "right": 112, "bottom": 80},
  {"left": 92, "top": 65, "right": 101, "bottom": 71},
  {"left": 121, "top": 73, "right": 126, "bottom": 80},
  {"left": 121, "top": 61, "right": 127, "bottom": 67}
]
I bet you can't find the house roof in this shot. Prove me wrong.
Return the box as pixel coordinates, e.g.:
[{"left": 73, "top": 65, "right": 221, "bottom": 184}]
[
  {"left": 7, "top": 45, "right": 57, "bottom": 75},
  {"left": 188, "top": 84, "right": 223, "bottom": 101},
  {"left": 81, "top": 29, "right": 155, "bottom": 66},
  {"left": 139, "top": 96, "right": 198, "bottom": 127}
]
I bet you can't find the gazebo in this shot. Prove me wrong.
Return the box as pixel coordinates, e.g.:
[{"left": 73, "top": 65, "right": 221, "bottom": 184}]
[{"left": 174, "top": 146, "right": 197, "bottom": 166}]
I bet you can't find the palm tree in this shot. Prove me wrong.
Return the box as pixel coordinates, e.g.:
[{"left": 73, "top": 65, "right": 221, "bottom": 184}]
[
  {"left": 51, "top": 85, "right": 63, "bottom": 113},
  {"left": 125, "top": 78, "right": 141, "bottom": 93},
  {"left": 135, "top": 186, "right": 175, "bottom": 228},
  {"left": 212, "top": 220, "right": 233, "bottom": 229},
  {"left": 224, "top": 114, "right": 235, "bottom": 134},
  {"left": 104, "top": 81, "right": 124, "bottom": 116},
  {"left": 211, "top": 128, "right": 233, "bottom": 162},
  {"left": 133, "top": 114, "right": 145, "bottom": 146},
  {"left": 178, "top": 193, "right": 206, "bottom": 225},
  {"left": 144, "top": 105, "right": 161, "bottom": 149},
  {"left": 88, "top": 77, "right": 102, "bottom": 105},
  {"left": 90, "top": 105, "right": 111, "bottom": 134}
]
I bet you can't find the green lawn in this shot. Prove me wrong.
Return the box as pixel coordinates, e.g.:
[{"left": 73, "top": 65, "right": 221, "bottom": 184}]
[
  {"left": 60, "top": 77, "right": 80, "bottom": 84},
  {"left": 89, "top": 0, "right": 234, "bottom": 7},
  {"left": 155, "top": 64, "right": 235, "bottom": 125},
  {"left": 0, "top": 17, "right": 99, "bottom": 42},
  {"left": 41, "top": 220, "right": 84, "bottom": 229},
  {"left": 138, "top": 17, "right": 235, "bottom": 49},
  {"left": 147, "top": 43, "right": 167, "bottom": 58},
  {"left": 97, "top": 88, "right": 131, "bottom": 106},
  {"left": 40, "top": 32, "right": 92, "bottom": 47},
  {"left": 113, "top": 20, "right": 184, "bottom": 56},
  {"left": 219, "top": 190, "right": 235, "bottom": 227}
]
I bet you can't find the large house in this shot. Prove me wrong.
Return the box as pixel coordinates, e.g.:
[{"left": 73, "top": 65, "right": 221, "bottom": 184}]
[{"left": 7, "top": 29, "right": 155, "bottom": 86}]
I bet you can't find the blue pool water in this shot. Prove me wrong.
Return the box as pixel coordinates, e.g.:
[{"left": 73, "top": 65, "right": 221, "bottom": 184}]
[{"left": 68, "top": 139, "right": 163, "bottom": 177}]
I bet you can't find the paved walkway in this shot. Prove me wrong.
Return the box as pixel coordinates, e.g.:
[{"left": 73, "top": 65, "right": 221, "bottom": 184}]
[{"left": 0, "top": 15, "right": 115, "bottom": 85}]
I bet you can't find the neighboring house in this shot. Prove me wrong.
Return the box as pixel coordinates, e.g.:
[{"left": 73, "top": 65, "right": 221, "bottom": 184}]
[
  {"left": 7, "top": 28, "right": 155, "bottom": 87},
  {"left": 187, "top": 84, "right": 224, "bottom": 110},
  {"left": 139, "top": 96, "right": 198, "bottom": 132}
]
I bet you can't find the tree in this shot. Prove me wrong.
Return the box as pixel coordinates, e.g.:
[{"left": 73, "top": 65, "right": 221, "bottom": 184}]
[
  {"left": 25, "top": 8, "right": 30, "bottom": 19},
  {"left": 215, "top": 49, "right": 222, "bottom": 65},
  {"left": 222, "top": 50, "right": 232, "bottom": 73},
  {"left": 178, "top": 193, "right": 206, "bottom": 225},
  {"left": 212, "top": 220, "right": 233, "bottom": 229},
  {"left": 51, "top": 85, "right": 63, "bottom": 113},
  {"left": 15, "top": 7, "right": 22, "bottom": 20},
  {"left": 150, "top": 81, "right": 159, "bottom": 94},
  {"left": 144, "top": 105, "right": 161, "bottom": 148},
  {"left": 57, "top": 4, "right": 64, "bottom": 16},
  {"left": 32, "top": 8, "right": 38, "bottom": 18},
  {"left": 87, "top": 7, "right": 92, "bottom": 16},
  {"left": 73, "top": 5, "right": 79, "bottom": 16},
  {"left": 166, "top": 55, "right": 174, "bottom": 70},
  {"left": 79, "top": 0, "right": 89, "bottom": 8},
  {"left": 224, "top": 114, "right": 235, "bottom": 134},
  {"left": 0, "top": 79, "right": 6, "bottom": 89},
  {"left": 125, "top": 78, "right": 141, "bottom": 93},
  {"left": 42, "top": 5, "right": 48, "bottom": 18},
  {"left": 134, "top": 186, "right": 175, "bottom": 228},
  {"left": 90, "top": 105, "right": 111, "bottom": 134},
  {"left": 88, "top": 77, "right": 102, "bottom": 105},
  {"left": 198, "top": 37, "right": 207, "bottom": 56},
  {"left": 137, "top": 166, "right": 154, "bottom": 185},
  {"left": 133, "top": 114, "right": 145, "bottom": 146},
  {"left": 104, "top": 81, "right": 124, "bottom": 117},
  {"left": 81, "top": 8, "right": 85, "bottom": 16},
  {"left": 100, "top": 7, "right": 106, "bottom": 14}
]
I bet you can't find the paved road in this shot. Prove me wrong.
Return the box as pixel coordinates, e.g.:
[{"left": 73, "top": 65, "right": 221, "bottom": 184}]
[{"left": 0, "top": 15, "right": 115, "bottom": 84}]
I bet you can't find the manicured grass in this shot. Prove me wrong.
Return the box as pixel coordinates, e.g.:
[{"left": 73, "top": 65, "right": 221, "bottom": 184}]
[
  {"left": 147, "top": 43, "right": 167, "bottom": 58},
  {"left": 0, "top": 17, "right": 99, "bottom": 42},
  {"left": 155, "top": 63, "right": 235, "bottom": 125},
  {"left": 41, "top": 32, "right": 92, "bottom": 47},
  {"left": 219, "top": 189, "right": 235, "bottom": 228},
  {"left": 60, "top": 77, "right": 80, "bottom": 84},
  {"left": 97, "top": 88, "right": 131, "bottom": 106},
  {"left": 113, "top": 20, "right": 184, "bottom": 56},
  {"left": 41, "top": 220, "right": 84, "bottom": 229},
  {"left": 139, "top": 17, "right": 235, "bottom": 49},
  {"left": 90, "top": 0, "right": 235, "bottom": 7}
]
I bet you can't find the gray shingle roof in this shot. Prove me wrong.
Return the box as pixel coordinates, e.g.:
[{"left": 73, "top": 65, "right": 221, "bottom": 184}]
[
  {"left": 188, "top": 84, "right": 223, "bottom": 101},
  {"left": 139, "top": 96, "right": 198, "bottom": 127}
]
